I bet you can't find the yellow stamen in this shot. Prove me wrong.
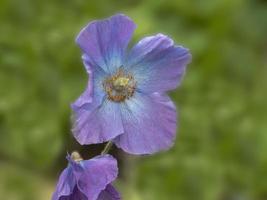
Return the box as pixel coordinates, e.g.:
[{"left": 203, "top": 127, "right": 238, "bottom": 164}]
[
  {"left": 71, "top": 151, "right": 83, "bottom": 162},
  {"left": 103, "top": 69, "right": 136, "bottom": 102},
  {"left": 113, "top": 77, "right": 130, "bottom": 87}
]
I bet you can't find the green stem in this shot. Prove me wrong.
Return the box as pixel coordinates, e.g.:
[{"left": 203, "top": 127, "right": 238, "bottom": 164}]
[{"left": 101, "top": 141, "right": 113, "bottom": 155}]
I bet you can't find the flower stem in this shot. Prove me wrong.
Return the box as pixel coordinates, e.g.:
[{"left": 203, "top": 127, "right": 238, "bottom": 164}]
[{"left": 101, "top": 141, "right": 113, "bottom": 155}]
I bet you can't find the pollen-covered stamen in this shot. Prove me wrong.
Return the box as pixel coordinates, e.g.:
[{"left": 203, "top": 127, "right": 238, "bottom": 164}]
[
  {"left": 71, "top": 151, "right": 83, "bottom": 162},
  {"left": 103, "top": 69, "right": 136, "bottom": 102}
]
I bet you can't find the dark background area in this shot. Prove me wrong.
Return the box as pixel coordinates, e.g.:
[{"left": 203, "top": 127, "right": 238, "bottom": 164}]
[{"left": 0, "top": 0, "right": 267, "bottom": 199}]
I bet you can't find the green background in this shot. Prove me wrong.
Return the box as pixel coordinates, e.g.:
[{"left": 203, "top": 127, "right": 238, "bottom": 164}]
[{"left": 0, "top": 0, "right": 267, "bottom": 199}]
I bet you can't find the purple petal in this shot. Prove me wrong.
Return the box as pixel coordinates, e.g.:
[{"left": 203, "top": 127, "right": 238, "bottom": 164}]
[
  {"left": 97, "top": 185, "right": 121, "bottom": 200},
  {"left": 72, "top": 155, "right": 118, "bottom": 200},
  {"left": 52, "top": 167, "right": 76, "bottom": 200},
  {"left": 71, "top": 53, "right": 125, "bottom": 145},
  {"left": 72, "top": 98, "right": 124, "bottom": 145},
  {"left": 66, "top": 154, "right": 84, "bottom": 172},
  {"left": 114, "top": 92, "right": 177, "bottom": 154},
  {"left": 71, "top": 55, "right": 106, "bottom": 109},
  {"left": 59, "top": 186, "right": 87, "bottom": 200},
  {"left": 126, "top": 34, "right": 191, "bottom": 93},
  {"left": 76, "top": 14, "right": 136, "bottom": 73}
]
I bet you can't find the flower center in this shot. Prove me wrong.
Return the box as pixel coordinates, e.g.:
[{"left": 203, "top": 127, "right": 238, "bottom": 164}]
[{"left": 103, "top": 69, "right": 136, "bottom": 102}]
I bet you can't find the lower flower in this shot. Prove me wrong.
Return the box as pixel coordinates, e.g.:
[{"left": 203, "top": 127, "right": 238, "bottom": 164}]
[{"left": 52, "top": 152, "right": 120, "bottom": 200}]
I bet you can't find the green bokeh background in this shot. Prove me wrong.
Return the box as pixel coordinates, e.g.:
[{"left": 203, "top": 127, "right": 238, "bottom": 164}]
[{"left": 0, "top": 0, "right": 267, "bottom": 199}]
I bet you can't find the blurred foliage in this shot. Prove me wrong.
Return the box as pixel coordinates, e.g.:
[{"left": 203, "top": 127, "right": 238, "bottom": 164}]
[{"left": 0, "top": 0, "right": 267, "bottom": 199}]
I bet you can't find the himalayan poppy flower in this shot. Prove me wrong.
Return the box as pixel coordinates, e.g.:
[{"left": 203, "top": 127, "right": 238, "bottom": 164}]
[
  {"left": 72, "top": 14, "right": 191, "bottom": 154},
  {"left": 52, "top": 152, "right": 120, "bottom": 200}
]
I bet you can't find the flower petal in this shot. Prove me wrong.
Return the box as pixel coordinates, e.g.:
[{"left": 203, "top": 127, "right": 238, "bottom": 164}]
[
  {"left": 72, "top": 96, "right": 124, "bottom": 144},
  {"left": 71, "top": 57, "right": 125, "bottom": 145},
  {"left": 125, "top": 34, "right": 191, "bottom": 93},
  {"left": 97, "top": 184, "right": 121, "bottom": 200},
  {"left": 72, "top": 155, "right": 118, "bottom": 200},
  {"left": 76, "top": 14, "right": 136, "bottom": 73},
  {"left": 114, "top": 92, "right": 177, "bottom": 154},
  {"left": 59, "top": 186, "right": 87, "bottom": 200},
  {"left": 52, "top": 167, "right": 76, "bottom": 200},
  {"left": 71, "top": 55, "right": 106, "bottom": 109}
]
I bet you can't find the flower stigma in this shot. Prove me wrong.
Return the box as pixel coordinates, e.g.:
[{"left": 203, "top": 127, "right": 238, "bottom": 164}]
[{"left": 103, "top": 68, "right": 136, "bottom": 102}]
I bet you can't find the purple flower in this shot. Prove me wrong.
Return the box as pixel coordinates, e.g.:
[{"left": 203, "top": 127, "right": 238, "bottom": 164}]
[
  {"left": 72, "top": 14, "right": 192, "bottom": 155},
  {"left": 52, "top": 152, "right": 120, "bottom": 200}
]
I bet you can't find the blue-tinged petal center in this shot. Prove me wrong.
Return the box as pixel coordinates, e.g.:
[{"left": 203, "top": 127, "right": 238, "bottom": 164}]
[{"left": 103, "top": 68, "right": 136, "bottom": 102}]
